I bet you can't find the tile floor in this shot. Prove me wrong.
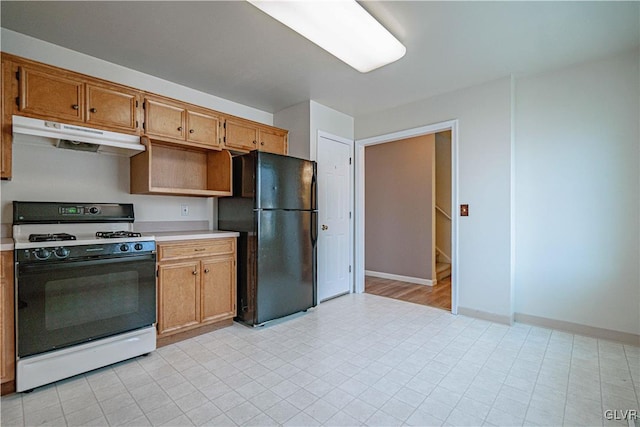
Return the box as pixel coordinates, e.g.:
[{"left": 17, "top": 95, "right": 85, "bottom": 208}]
[{"left": 1, "top": 293, "right": 639, "bottom": 427}]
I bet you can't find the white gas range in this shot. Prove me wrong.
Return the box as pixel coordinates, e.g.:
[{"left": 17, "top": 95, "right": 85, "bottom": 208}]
[{"left": 13, "top": 201, "right": 157, "bottom": 392}]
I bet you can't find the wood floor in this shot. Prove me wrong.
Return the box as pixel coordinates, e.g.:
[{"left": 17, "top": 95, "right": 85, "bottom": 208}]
[{"left": 365, "top": 275, "right": 451, "bottom": 311}]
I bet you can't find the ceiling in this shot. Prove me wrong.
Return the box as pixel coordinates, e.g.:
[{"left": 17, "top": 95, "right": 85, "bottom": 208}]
[{"left": 1, "top": 1, "right": 638, "bottom": 118}]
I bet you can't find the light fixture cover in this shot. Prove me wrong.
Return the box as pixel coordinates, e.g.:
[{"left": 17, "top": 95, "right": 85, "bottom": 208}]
[{"left": 248, "top": 0, "right": 406, "bottom": 73}]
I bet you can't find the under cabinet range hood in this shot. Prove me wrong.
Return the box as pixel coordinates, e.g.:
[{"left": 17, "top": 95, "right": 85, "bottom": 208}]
[{"left": 12, "top": 116, "right": 145, "bottom": 156}]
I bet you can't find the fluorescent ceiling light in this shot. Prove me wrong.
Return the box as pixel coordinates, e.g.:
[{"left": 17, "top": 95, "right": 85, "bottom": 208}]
[{"left": 248, "top": 0, "right": 406, "bottom": 73}]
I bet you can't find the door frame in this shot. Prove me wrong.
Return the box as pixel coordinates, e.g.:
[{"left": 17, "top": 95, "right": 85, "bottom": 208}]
[
  {"left": 317, "top": 130, "right": 355, "bottom": 297},
  {"left": 355, "top": 119, "right": 459, "bottom": 314}
]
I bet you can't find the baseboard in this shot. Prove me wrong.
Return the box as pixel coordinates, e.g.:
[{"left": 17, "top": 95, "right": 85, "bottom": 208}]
[
  {"left": 365, "top": 270, "right": 433, "bottom": 286},
  {"left": 515, "top": 313, "right": 640, "bottom": 346},
  {"left": 457, "top": 306, "right": 514, "bottom": 325},
  {"left": 156, "top": 318, "right": 233, "bottom": 348}
]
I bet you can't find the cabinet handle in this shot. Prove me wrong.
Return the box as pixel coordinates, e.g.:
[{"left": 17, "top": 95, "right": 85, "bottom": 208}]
[
  {"left": 194, "top": 248, "right": 205, "bottom": 252},
  {"left": 260, "top": 141, "right": 265, "bottom": 146},
  {"left": 253, "top": 140, "right": 257, "bottom": 145},
  {"left": 72, "top": 104, "right": 79, "bottom": 110},
  {"left": 192, "top": 270, "right": 198, "bottom": 275},
  {"left": 90, "top": 107, "right": 97, "bottom": 113},
  {"left": 189, "top": 129, "right": 195, "bottom": 134},
  {"left": 204, "top": 268, "right": 210, "bottom": 273},
  {"left": 178, "top": 126, "right": 183, "bottom": 131}
]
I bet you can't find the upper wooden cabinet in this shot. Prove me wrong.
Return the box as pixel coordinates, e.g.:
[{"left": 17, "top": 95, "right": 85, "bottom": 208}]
[
  {"left": 18, "top": 65, "right": 84, "bottom": 122},
  {"left": 143, "top": 95, "right": 222, "bottom": 150},
  {"left": 85, "top": 83, "right": 139, "bottom": 131},
  {"left": 224, "top": 117, "right": 258, "bottom": 151},
  {"left": 1, "top": 53, "right": 291, "bottom": 182},
  {"left": 223, "top": 117, "right": 288, "bottom": 155},
  {"left": 7, "top": 57, "right": 142, "bottom": 134}
]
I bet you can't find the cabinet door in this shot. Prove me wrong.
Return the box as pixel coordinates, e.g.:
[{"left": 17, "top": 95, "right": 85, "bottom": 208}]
[
  {"left": 1, "top": 60, "right": 9, "bottom": 180},
  {"left": 86, "top": 84, "right": 139, "bottom": 132},
  {"left": 1, "top": 251, "right": 15, "bottom": 386},
  {"left": 259, "top": 127, "right": 288, "bottom": 154},
  {"left": 157, "top": 261, "right": 200, "bottom": 335},
  {"left": 186, "top": 110, "right": 220, "bottom": 148},
  {"left": 201, "top": 255, "right": 236, "bottom": 324},
  {"left": 224, "top": 118, "right": 258, "bottom": 151},
  {"left": 144, "top": 97, "right": 185, "bottom": 140},
  {"left": 19, "top": 65, "right": 84, "bottom": 122}
]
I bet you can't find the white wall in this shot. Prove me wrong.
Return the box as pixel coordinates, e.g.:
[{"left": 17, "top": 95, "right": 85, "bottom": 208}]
[
  {"left": 356, "top": 78, "right": 514, "bottom": 320},
  {"left": 274, "top": 100, "right": 354, "bottom": 161},
  {"left": 514, "top": 49, "right": 640, "bottom": 335},
  {"left": 274, "top": 101, "right": 311, "bottom": 160},
  {"left": 309, "top": 101, "right": 354, "bottom": 160},
  {"left": 0, "top": 29, "right": 275, "bottom": 229}
]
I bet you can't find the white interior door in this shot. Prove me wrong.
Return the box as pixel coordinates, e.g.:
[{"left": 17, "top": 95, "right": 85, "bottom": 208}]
[{"left": 317, "top": 133, "right": 352, "bottom": 301}]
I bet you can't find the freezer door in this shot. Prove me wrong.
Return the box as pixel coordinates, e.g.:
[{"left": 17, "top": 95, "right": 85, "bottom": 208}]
[
  {"left": 256, "top": 152, "right": 317, "bottom": 210},
  {"left": 256, "top": 210, "right": 317, "bottom": 324}
]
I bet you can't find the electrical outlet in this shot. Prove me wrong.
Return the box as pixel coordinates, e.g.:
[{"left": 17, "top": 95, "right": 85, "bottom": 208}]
[{"left": 181, "top": 204, "right": 189, "bottom": 216}]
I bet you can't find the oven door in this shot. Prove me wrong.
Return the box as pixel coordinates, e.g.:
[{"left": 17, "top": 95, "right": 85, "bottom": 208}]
[{"left": 16, "top": 254, "right": 156, "bottom": 358}]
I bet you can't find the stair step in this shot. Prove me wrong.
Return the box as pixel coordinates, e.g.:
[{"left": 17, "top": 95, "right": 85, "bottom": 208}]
[{"left": 436, "top": 262, "right": 451, "bottom": 281}]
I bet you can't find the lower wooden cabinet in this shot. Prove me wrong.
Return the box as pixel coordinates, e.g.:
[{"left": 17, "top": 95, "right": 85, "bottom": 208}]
[
  {"left": 1, "top": 250, "right": 15, "bottom": 395},
  {"left": 156, "top": 238, "right": 236, "bottom": 343}
]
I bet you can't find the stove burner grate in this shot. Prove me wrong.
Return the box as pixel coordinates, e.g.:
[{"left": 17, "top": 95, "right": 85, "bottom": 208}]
[
  {"left": 28, "top": 233, "right": 77, "bottom": 242},
  {"left": 95, "top": 231, "right": 142, "bottom": 239}
]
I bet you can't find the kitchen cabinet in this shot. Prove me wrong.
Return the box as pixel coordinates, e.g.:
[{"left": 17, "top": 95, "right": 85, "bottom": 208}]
[
  {"left": 130, "top": 137, "right": 232, "bottom": 197},
  {"left": 223, "top": 117, "right": 288, "bottom": 155},
  {"left": 143, "top": 95, "right": 222, "bottom": 150},
  {"left": 156, "top": 238, "right": 236, "bottom": 345},
  {"left": 8, "top": 57, "right": 141, "bottom": 133},
  {"left": 1, "top": 251, "right": 15, "bottom": 395},
  {"left": 1, "top": 60, "right": 10, "bottom": 180}
]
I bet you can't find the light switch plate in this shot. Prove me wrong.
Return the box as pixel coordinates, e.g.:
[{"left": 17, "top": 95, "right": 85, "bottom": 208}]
[{"left": 460, "top": 204, "right": 469, "bottom": 217}]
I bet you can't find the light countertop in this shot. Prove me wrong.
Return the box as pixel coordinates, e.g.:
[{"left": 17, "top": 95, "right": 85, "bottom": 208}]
[
  {"left": 150, "top": 230, "right": 239, "bottom": 242},
  {"left": 1, "top": 238, "right": 14, "bottom": 251}
]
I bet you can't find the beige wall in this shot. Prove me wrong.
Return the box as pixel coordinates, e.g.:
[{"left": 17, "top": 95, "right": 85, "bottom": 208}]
[{"left": 365, "top": 134, "right": 434, "bottom": 280}]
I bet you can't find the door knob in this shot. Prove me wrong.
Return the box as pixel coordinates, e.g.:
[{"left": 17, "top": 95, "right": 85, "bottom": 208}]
[{"left": 322, "top": 224, "right": 328, "bottom": 230}]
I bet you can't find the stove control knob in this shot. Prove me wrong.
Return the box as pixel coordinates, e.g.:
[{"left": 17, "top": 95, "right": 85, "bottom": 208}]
[
  {"left": 120, "top": 244, "right": 130, "bottom": 252},
  {"left": 54, "top": 247, "right": 70, "bottom": 259},
  {"left": 34, "top": 248, "right": 51, "bottom": 260},
  {"left": 134, "top": 243, "right": 143, "bottom": 251},
  {"left": 88, "top": 206, "right": 100, "bottom": 214}
]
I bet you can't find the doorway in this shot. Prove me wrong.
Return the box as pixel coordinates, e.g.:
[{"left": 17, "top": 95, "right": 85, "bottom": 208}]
[{"left": 355, "top": 120, "right": 459, "bottom": 314}]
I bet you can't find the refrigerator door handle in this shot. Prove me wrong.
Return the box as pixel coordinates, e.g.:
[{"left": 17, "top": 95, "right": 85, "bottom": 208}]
[
  {"left": 311, "top": 211, "right": 318, "bottom": 247},
  {"left": 311, "top": 169, "right": 317, "bottom": 211}
]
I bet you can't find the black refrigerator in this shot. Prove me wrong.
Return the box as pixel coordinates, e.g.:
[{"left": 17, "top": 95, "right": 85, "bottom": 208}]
[{"left": 218, "top": 151, "right": 318, "bottom": 326}]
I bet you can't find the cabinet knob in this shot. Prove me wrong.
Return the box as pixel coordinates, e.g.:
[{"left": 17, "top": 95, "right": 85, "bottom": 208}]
[
  {"left": 72, "top": 104, "right": 79, "bottom": 110},
  {"left": 189, "top": 129, "right": 195, "bottom": 134},
  {"left": 178, "top": 127, "right": 183, "bottom": 131},
  {"left": 192, "top": 270, "right": 198, "bottom": 275},
  {"left": 253, "top": 140, "right": 257, "bottom": 145},
  {"left": 90, "top": 107, "right": 97, "bottom": 113},
  {"left": 204, "top": 268, "right": 210, "bottom": 273},
  {"left": 261, "top": 142, "right": 265, "bottom": 146}
]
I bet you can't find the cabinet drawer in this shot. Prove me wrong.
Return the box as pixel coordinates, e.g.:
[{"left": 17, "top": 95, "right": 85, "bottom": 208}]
[{"left": 158, "top": 238, "right": 235, "bottom": 261}]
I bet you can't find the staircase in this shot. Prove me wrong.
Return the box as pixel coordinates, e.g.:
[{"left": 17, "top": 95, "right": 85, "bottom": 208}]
[{"left": 436, "top": 260, "right": 451, "bottom": 282}]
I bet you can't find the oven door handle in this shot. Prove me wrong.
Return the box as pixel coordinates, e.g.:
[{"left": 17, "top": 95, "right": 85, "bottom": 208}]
[{"left": 17, "top": 254, "right": 156, "bottom": 274}]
